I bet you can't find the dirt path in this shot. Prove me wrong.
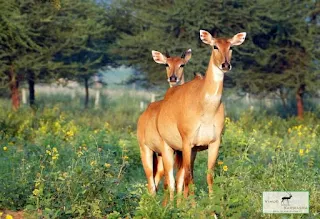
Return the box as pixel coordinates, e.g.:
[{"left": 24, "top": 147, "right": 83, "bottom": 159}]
[{"left": 0, "top": 210, "right": 24, "bottom": 219}]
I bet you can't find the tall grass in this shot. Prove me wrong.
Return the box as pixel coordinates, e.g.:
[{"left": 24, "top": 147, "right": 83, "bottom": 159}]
[
  {"left": 32, "top": 89, "right": 151, "bottom": 130},
  {"left": 0, "top": 91, "right": 319, "bottom": 218}
]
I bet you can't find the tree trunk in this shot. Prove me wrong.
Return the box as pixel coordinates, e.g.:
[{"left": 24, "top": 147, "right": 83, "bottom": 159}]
[
  {"left": 279, "top": 88, "right": 287, "bottom": 110},
  {"left": 296, "top": 84, "right": 305, "bottom": 120},
  {"left": 28, "top": 71, "right": 35, "bottom": 106},
  {"left": 84, "top": 77, "right": 89, "bottom": 108},
  {"left": 9, "top": 65, "right": 20, "bottom": 110}
]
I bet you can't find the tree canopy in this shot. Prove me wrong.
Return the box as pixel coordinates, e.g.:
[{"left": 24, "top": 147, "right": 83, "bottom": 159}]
[
  {"left": 0, "top": 0, "right": 119, "bottom": 108},
  {"left": 113, "top": 0, "right": 320, "bottom": 93},
  {"left": 0, "top": 0, "right": 319, "bottom": 116}
]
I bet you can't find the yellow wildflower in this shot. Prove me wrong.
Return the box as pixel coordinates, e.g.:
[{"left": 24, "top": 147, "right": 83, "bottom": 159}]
[
  {"left": 225, "top": 117, "right": 231, "bottom": 125},
  {"left": 33, "top": 189, "right": 40, "bottom": 196},
  {"left": 3, "top": 146, "right": 8, "bottom": 151},
  {"left": 104, "top": 163, "right": 111, "bottom": 168},
  {"left": 306, "top": 149, "right": 310, "bottom": 154},
  {"left": 52, "top": 154, "right": 59, "bottom": 160},
  {"left": 90, "top": 160, "right": 97, "bottom": 166},
  {"left": 308, "top": 159, "right": 314, "bottom": 167},
  {"left": 94, "top": 129, "right": 99, "bottom": 134},
  {"left": 299, "top": 149, "right": 304, "bottom": 156},
  {"left": 35, "top": 182, "right": 40, "bottom": 188},
  {"left": 46, "top": 150, "right": 52, "bottom": 155},
  {"left": 217, "top": 160, "right": 223, "bottom": 165},
  {"left": 77, "top": 151, "right": 84, "bottom": 157},
  {"left": 123, "top": 156, "right": 129, "bottom": 160},
  {"left": 104, "top": 122, "right": 111, "bottom": 132},
  {"left": 5, "top": 214, "right": 13, "bottom": 219},
  {"left": 223, "top": 165, "right": 228, "bottom": 172},
  {"left": 0, "top": 212, "right": 3, "bottom": 216},
  {"left": 54, "top": 121, "right": 61, "bottom": 131},
  {"left": 66, "top": 130, "right": 74, "bottom": 137},
  {"left": 52, "top": 147, "right": 58, "bottom": 153}
]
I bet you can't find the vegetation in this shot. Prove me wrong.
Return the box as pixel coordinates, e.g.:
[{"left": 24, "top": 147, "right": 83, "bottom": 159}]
[
  {"left": 114, "top": 0, "right": 320, "bottom": 117},
  {"left": 0, "top": 0, "right": 319, "bottom": 218},
  {"left": 0, "top": 96, "right": 319, "bottom": 218},
  {"left": 1, "top": 0, "right": 319, "bottom": 116},
  {"left": 0, "top": 0, "right": 119, "bottom": 109}
]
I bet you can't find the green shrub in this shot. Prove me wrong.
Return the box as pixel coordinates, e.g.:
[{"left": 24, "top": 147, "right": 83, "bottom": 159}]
[{"left": 0, "top": 97, "right": 319, "bottom": 218}]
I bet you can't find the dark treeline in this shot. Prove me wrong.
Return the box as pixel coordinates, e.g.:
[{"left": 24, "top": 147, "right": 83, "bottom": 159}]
[
  {"left": 114, "top": 0, "right": 320, "bottom": 119},
  {"left": 0, "top": 0, "right": 119, "bottom": 109},
  {"left": 0, "top": 0, "right": 319, "bottom": 118}
]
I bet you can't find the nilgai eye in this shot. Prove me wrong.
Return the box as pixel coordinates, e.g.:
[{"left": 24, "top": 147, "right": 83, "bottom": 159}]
[
  {"left": 165, "top": 64, "right": 169, "bottom": 67},
  {"left": 180, "top": 64, "right": 185, "bottom": 68},
  {"left": 213, "top": 45, "right": 219, "bottom": 50}
]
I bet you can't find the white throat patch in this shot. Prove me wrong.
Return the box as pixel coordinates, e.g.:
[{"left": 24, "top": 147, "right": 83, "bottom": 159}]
[{"left": 212, "top": 64, "right": 224, "bottom": 81}]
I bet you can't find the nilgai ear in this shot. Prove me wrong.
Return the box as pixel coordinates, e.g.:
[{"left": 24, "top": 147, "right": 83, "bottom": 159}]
[
  {"left": 165, "top": 50, "right": 170, "bottom": 58},
  {"left": 182, "top": 49, "right": 192, "bottom": 63},
  {"left": 229, "top": 32, "right": 246, "bottom": 46},
  {"left": 152, "top": 50, "right": 167, "bottom": 64},
  {"left": 200, "top": 30, "right": 214, "bottom": 46}
]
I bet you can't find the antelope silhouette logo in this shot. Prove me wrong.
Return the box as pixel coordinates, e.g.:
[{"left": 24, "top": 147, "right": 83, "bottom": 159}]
[{"left": 281, "top": 192, "right": 292, "bottom": 205}]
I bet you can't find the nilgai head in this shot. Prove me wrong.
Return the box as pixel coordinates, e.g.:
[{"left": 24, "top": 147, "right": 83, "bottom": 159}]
[
  {"left": 200, "top": 30, "right": 246, "bottom": 73},
  {"left": 152, "top": 49, "right": 192, "bottom": 87}
]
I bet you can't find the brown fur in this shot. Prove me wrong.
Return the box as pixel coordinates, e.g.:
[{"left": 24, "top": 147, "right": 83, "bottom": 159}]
[
  {"left": 137, "top": 50, "right": 192, "bottom": 196},
  {"left": 157, "top": 30, "right": 246, "bottom": 197}
]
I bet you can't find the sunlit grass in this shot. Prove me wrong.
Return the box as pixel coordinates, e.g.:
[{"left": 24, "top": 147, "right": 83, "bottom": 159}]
[{"left": 0, "top": 95, "right": 319, "bottom": 218}]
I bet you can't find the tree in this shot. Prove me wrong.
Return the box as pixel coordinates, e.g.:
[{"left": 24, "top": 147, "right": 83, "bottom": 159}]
[
  {"left": 0, "top": 0, "right": 42, "bottom": 110},
  {"left": 112, "top": 0, "right": 254, "bottom": 88},
  {"left": 112, "top": 0, "right": 320, "bottom": 118},
  {"left": 0, "top": 0, "right": 117, "bottom": 109},
  {"left": 233, "top": 0, "right": 320, "bottom": 119},
  {"left": 56, "top": 0, "right": 116, "bottom": 108},
  {"left": 14, "top": 0, "right": 66, "bottom": 107},
  {"left": 21, "top": 0, "right": 115, "bottom": 108}
]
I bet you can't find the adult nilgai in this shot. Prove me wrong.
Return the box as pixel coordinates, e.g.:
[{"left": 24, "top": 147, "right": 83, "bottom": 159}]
[
  {"left": 157, "top": 30, "right": 246, "bottom": 198},
  {"left": 137, "top": 49, "right": 193, "bottom": 194}
]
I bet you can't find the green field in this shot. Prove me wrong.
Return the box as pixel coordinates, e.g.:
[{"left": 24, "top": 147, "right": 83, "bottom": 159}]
[{"left": 0, "top": 94, "right": 319, "bottom": 218}]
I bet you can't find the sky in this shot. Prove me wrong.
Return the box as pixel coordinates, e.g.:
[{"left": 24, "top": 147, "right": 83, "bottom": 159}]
[{"left": 101, "top": 66, "right": 133, "bottom": 86}]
